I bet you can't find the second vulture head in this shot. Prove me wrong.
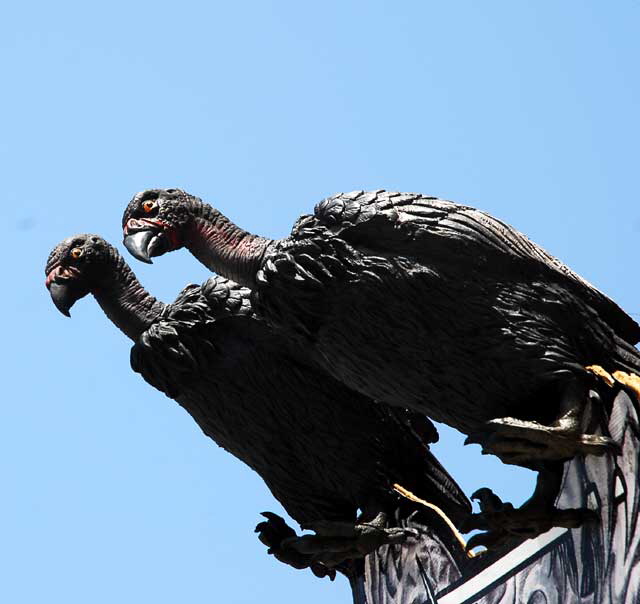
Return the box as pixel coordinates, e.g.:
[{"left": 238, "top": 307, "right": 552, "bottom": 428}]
[{"left": 122, "top": 189, "right": 198, "bottom": 264}]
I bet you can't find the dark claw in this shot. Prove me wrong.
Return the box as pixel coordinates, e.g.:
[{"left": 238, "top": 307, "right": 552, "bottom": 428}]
[
  {"left": 311, "top": 563, "right": 336, "bottom": 581},
  {"left": 464, "top": 504, "right": 599, "bottom": 551},
  {"left": 470, "top": 487, "right": 512, "bottom": 514},
  {"left": 466, "top": 530, "right": 506, "bottom": 551},
  {"left": 255, "top": 512, "right": 297, "bottom": 547},
  {"left": 255, "top": 512, "right": 335, "bottom": 578}
]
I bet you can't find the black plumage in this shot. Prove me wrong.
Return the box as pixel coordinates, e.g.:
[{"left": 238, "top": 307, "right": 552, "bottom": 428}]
[
  {"left": 122, "top": 189, "right": 640, "bottom": 436},
  {"left": 46, "top": 235, "right": 471, "bottom": 597},
  {"left": 133, "top": 277, "right": 469, "bottom": 528},
  {"left": 122, "top": 189, "right": 640, "bottom": 541}
]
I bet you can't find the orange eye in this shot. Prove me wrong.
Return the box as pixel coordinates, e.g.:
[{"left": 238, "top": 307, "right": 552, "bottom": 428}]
[
  {"left": 71, "top": 247, "right": 83, "bottom": 259},
  {"left": 142, "top": 200, "right": 156, "bottom": 213}
]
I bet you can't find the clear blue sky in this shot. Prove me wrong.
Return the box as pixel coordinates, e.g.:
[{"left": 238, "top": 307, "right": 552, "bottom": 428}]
[{"left": 2, "top": 2, "right": 639, "bottom": 603}]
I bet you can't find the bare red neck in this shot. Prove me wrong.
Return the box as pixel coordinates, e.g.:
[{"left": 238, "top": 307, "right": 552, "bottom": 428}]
[{"left": 184, "top": 199, "right": 273, "bottom": 287}]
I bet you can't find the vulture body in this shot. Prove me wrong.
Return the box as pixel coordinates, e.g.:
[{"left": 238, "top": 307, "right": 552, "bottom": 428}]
[
  {"left": 122, "top": 189, "right": 640, "bottom": 442},
  {"left": 255, "top": 191, "right": 640, "bottom": 431},
  {"left": 46, "top": 235, "right": 472, "bottom": 600},
  {"left": 122, "top": 189, "right": 640, "bottom": 538}
]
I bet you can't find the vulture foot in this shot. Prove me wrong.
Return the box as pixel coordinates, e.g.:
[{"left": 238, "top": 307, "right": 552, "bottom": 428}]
[
  {"left": 257, "top": 511, "right": 417, "bottom": 569},
  {"left": 292, "top": 513, "right": 418, "bottom": 567},
  {"left": 465, "top": 416, "right": 618, "bottom": 465},
  {"left": 466, "top": 380, "right": 619, "bottom": 464},
  {"left": 464, "top": 487, "right": 596, "bottom": 551},
  {"left": 464, "top": 461, "right": 598, "bottom": 551},
  {"left": 255, "top": 512, "right": 336, "bottom": 580}
]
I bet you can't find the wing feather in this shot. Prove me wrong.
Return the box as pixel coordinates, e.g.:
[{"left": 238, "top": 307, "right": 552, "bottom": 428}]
[{"left": 307, "top": 191, "right": 640, "bottom": 343}]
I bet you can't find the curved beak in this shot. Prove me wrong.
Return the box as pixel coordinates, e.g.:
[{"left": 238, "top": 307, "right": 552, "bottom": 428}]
[
  {"left": 48, "top": 280, "right": 88, "bottom": 317},
  {"left": 123, "top": 226, "right": 172, "bottom": 264},
  {"left": 123, "top": 230, "right": 156, "bottom": 264}
]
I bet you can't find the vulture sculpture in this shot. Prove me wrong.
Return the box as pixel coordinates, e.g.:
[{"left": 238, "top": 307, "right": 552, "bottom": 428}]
[
  {"left": 45, "top": 234, "right": 473, "bottom": 597},
  {"left": 122, "top": 188, "right": 640, "bottom": 538}
]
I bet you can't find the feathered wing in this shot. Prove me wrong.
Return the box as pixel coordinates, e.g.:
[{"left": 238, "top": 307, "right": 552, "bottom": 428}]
[
  {"left": 130, "top": 276, "right": 471, "bottom": 522},
  {"left": 131, "top": 309, "right": 471, "bottom": 526},
  {"left": 130, "top": 277, "right": 474, "bottom": 601},
  {"left": 129, "top": 277, "right": 255, "bottom": 397},
  {"left": 306, "top": 190, "right": 640, "bottom": 344}
]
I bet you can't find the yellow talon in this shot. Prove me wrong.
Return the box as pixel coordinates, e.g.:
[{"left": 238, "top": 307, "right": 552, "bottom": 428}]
[
  {"left": 585, "top": 364, "right": 615, "bottom": 386},
  {"left": 612, "top": 370, "right": 640, "bottom": 400}
]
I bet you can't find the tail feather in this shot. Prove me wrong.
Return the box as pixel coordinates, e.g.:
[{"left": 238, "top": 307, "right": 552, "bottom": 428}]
[
  {"left": 414, "top": 448, "right": 471, "bottom": 529},
  {"left": 385, "top": 408, "right": 472, "bottom": 529}
]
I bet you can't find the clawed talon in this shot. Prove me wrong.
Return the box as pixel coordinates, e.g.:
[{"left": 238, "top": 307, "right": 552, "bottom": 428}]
[
  {"left": 255, "top": 512, "right": 336, "bottom": 580},
  {"left": 466, "top": 376, "right": 621, "bottom": 465},
  {"left": 256, "top": 511, "right": 298, "bottom": 549},
  {"left": 465, "top": 416, "right": 620, "bottom": 465},
  {"left": 255, "top": 511, "right": 417, "bottom": 572},
  {"left": 463, "top": 487, "right": 598, "bottom": 551}
]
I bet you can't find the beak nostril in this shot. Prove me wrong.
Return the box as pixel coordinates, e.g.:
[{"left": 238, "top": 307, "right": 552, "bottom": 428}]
[{"left": 126, "top": 218, "right": 145, "bottom": 232}]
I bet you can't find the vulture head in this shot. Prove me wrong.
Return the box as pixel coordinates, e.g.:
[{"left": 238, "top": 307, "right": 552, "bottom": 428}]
[
  {"left": 122, "top": 188, "right": 270, "bottom": 287},
  {"left": 122, "top": 188, "right": 193, "bottom": 264},
  {"left": 46, "top": 235, "right": 163, "bottom": 339},
  {"left": 45, "top": 234, "right": 115, "bottom": 316}
]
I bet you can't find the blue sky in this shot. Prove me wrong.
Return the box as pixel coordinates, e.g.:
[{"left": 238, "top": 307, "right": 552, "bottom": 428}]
[{"left": 2, "top": 2, "right": 639, "bottom": 602}]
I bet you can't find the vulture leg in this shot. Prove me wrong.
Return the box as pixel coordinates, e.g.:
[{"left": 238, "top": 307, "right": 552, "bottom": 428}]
[
  {"left": 466, "top": 374, "right": 620, "bottom": 465},
  {"left": 257, "top": 507, "right": 418, "bottom": 569},
  {"left": 464, "top": 462, "right": 597, "bottom": 550}
]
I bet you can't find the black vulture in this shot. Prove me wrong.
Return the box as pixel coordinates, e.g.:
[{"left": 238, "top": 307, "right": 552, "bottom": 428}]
[
  {"left": 121, "top": 189, "right": 640, "bottom": 538},
  {"left": 45, "top": 234, "right": 472, "bottom": 599}
]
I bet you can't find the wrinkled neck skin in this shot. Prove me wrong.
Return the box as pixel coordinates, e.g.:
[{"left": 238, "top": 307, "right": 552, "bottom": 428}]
[
  {"left": 92, "top": 253, "right": 165, "bottom": 341},
  {"left": 184, "top": 198, "right": 274, "bottom": 288}
]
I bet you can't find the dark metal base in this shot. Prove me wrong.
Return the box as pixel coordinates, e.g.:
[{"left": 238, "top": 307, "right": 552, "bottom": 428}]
[{"left": 358, "top": 383, "right": 640, "bottom": 604}]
